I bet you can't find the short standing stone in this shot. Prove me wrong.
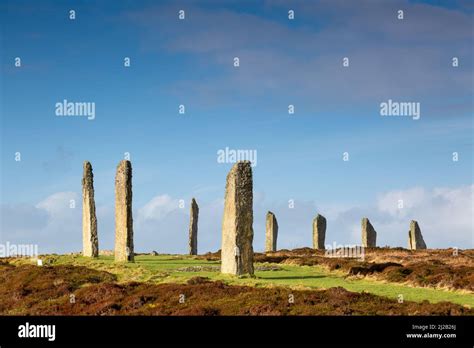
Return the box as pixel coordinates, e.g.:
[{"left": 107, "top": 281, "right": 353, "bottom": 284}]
[
  {"left": 188, "top": 198, "right": 199, "bottom": 255},
  {"left": 221, "top": 161, "right": 254, "bottom": 275},
  {"left": 82, "top": 161, "right": 98, "bottom": 257},
  {"left": 265, "top": 211, "right": 278, "bottom": 252},
  {"left": 114, "top": 160, "right": 134, "bottom": 262},
  {"left": 312, "top": 214, "right": 326, "bottom": 250},
  {"left": 408, "top": 220, "right": 427, "bottom": 250},
  {"left": 361, "top": 217, "right": 377, "bottom": 248}
]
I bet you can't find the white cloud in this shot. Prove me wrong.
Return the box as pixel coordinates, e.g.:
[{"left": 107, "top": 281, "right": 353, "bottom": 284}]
[
  {"left": 36, "top": 191, "right": 78, "bottom": 216},
  {"left": 1, "top": 191, "right": 81, "bottom": 254},
  {"left": 137, "top": 194, "right": 179, "bottom": 222},
  {"left": 377, "top": 187, "right": 426, "bottom": 217},
  {"left": 353, "top": 185, "right": 473, "bottom": 248}
]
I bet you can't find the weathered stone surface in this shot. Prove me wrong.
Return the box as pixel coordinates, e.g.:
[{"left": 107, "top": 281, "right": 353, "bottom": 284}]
[
  {"left": 312, "top": 214, "right": 326, "bottom": 250},
  {"left": 265, "top": 211, "right": 278, "bottom": 252},
  {"left": 188, "top": 198, "right": 199, "bottom": 255},
  {"left": 82, "top": 161, "right": 98, "bottom": 257},
  {"left": 408, "top": 220, "right": 427, "bottom": 250},
  {"left": 221, "top": 161, "right": 254, "bottom": 275},
  {"left": 361, "top": 217, "right": 377, "bottom": 248},
  {"left": 114, "top": 160, "right": 134, "bottom": 262}
]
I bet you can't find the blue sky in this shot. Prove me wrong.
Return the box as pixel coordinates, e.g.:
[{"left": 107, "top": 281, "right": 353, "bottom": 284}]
[{"left": 1, "top": 0, "right": 473, "bottom": 254}]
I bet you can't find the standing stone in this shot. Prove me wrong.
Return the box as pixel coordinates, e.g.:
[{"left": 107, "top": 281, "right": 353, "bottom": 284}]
[
  {"left": 312, "top": 214, "right": 326, "bottom": 250},
  {"left": 361, "top": 217, "right": 377, "bottom": 248},
  {"left": 221, "top": 161, "right": 254, "bottom": 276},
  {"left": 82, "top": 161, "right": 98, "bottom": 257},
  {"left": 408, "top": 220, "right": 427, "bottom": 250},
  {"left": 265, "top": 211, "right": 278, "bottom": 252},
  {"left": 114, "top": 160, "right": 134, "bottom": 262},
  {"left": 188, "top": 198, "right": 199, "bottom": 255}
]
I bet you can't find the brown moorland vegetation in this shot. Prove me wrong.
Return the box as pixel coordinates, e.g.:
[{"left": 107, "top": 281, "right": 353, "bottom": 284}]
[
  {"left": 199, "top": 248, "right": 474, "bottom": 291},
  {"left": 0, "top": 261, "right": 472, "bottom": 316}
]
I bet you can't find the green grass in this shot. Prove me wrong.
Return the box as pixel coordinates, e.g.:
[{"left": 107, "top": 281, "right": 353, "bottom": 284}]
[{"left": 25, "top": 254, "right": 474, "bottom": 307}]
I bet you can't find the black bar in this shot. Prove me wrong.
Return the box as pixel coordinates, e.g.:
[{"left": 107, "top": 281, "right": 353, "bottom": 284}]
[{"left": 0, "top": 316, "right": 472, "bottom": 346}]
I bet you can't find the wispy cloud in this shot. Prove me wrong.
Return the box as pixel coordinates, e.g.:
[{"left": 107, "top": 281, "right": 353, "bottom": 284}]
[{"left": 122, "top": 0, "right": 473, "bottom": 111}]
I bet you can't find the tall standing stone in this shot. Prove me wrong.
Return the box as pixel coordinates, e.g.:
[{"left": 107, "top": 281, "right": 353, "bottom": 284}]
[
  {"left": 265, "top": 211, "right": 278, "bottom": 252},
  {"left": 361, "top": 217, "right": 377, "bottom": 248},
  {"left": 82, "top": 161, "right": 98, "bottom": 257},
  {"left": 408, "top": 220, "right": 427, "bottom": 250},
  {"left": 221, "top": 161, "right": 254, "bottom": 276},
  {"left": 312, "top": 214, "right": 326, "bottom": 250},
  {"left": 188, "top": 198, "right": 199, "bottom": 255},
  {"left": 114, "top": 160, "right": 134, "bottom": 262}
]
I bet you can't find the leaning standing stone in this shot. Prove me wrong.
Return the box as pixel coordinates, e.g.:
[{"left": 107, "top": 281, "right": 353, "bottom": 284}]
[
  {"left": 82, "top": 161, "right": 98, "bottom": 257},
  {"left": 361, "top": 217, "right": 377, "bottom": 248},
  {"left": 114, "top": 160, "right": 134, "bottom": 262},
  {"left": 408, "top": 220, "right": 427, "bottom": 250},
  {"left": 265, "top": 211, "right": 278, "bottom": 252},
  {"left": 221, "top": 161, "right": 254, "bottom": 276},
  {"left": 188, "top": 198, "right": 199, "bottom": 255},
  {"left": 312, "top": 214, "right": 326, "bottom": 250}
]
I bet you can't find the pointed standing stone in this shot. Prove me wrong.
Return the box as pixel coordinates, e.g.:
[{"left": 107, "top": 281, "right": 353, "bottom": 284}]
[
  {"left": 312, "top": 214, "right": 326, "bottom": 250},
  {"left": 221, "top": 161, "right": 254, "bottom": 276},
  {"left": 188, "top": 198, "right": 199, "bottom": 255},
  {"left": 114, "top": 160, "right": 134, "bottom": 262},
  {"left": 82, "top": 161, "right": 98, "bottom": 257},
  {"left": 408, "top": 220, "right": 427, "bottom": 250},
  {"left": 265, "top": 211, "right": 278, "bottom": 252},
  {"left": 361, "top": 217, "right": 377, "bottom": 247}
]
